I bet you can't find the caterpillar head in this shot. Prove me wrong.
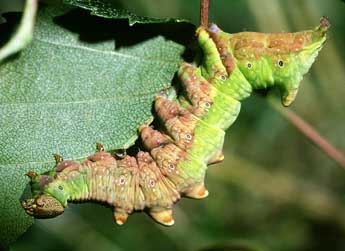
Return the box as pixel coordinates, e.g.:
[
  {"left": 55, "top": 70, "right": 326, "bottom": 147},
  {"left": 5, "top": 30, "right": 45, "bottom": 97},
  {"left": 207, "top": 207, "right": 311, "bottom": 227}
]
[
  {"left": 207, "top": 17, "right": 330, "bottom": 106},
  {"left": 22, "top": 171, "right": 65, "bottom": 218},
  {"left": 22, "top": 194, "right": 64, "bottom": 218}
]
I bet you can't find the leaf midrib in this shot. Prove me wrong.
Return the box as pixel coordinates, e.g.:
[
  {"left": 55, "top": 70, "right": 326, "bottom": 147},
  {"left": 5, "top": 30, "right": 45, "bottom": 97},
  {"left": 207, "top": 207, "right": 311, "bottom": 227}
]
[
  {"left": 0, "top": 156, "right": 84, "bottom": 167},
  {"left": 0, "top": 90, "right": 160, "bottom": 105},
  {"left": 34, "top": 37, "right": 179, "bottom": 64}
]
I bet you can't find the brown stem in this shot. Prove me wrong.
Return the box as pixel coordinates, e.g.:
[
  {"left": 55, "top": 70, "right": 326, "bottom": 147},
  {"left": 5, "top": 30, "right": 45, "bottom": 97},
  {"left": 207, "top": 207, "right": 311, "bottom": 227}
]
[
  {"left": 269, "top": 99, "right": 345, "bottom": 169},
  {"left": 200, "top": 0, "right": 210, "bottom": 27}
]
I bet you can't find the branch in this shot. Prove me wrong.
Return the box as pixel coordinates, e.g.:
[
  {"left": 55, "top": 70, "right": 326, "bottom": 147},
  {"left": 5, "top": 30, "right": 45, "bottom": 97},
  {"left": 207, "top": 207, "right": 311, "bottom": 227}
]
[
  {"left": 200, "top": 0, "right": 210, "bottom": 27},
  {"left": 269, "top": 99, "right": 345, "bottom": 169}
]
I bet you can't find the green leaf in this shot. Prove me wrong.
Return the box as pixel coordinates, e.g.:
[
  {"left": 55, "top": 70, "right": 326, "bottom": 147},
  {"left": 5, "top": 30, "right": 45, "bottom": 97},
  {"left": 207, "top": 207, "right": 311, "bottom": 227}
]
[
  {"left": 0, "top": 6, "right": 183, "bottom": 247},
  {"left": 64, "top": 0, "right": 188, "bottom": 25}
]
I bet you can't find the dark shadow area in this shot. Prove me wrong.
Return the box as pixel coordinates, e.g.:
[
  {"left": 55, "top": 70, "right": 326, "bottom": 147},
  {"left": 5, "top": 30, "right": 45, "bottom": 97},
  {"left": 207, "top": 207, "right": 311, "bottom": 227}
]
[
  {"left": 0, "top": 5, "right": 197, "bottom": 62},
  {"left": 196, "top": 243, "right": 259, "bottom": 251},
  {"left": 304, "top": 219, "right": 345, "bottom": 251},
  {"left": 20, "top": 181, "right": 33, "bottom": 202},
  {"left": 0, "top": 12, "right": 21, "bottom": 46},
  {"left": 54, "top": 8, "right": 196, "bottom": 61}
]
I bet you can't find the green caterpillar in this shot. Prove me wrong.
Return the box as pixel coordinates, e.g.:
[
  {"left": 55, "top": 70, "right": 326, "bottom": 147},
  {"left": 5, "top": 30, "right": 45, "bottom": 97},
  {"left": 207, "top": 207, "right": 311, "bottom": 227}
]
[{"left": 22, "top": 17, "right": 329, "bottom": 226}]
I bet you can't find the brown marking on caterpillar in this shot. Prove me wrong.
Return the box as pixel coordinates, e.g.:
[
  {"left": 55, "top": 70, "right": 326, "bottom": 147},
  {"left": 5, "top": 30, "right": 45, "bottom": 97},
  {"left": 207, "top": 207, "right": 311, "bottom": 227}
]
[
  {"left": 56, "top": 160, "right": 80, "bottom": 172},
  {"left": 154, "top": 97, "right": 200, "bottom": 150},
  {"left": 230, "top": 29, "right": 322, "bottom": 60},
  {"left": 164, "top": 112, "right": 198, "bottom": 150},
  {"left": 267, "top": 32, "right": 312, "bottom": 54},
  {"left": 207, "top": 24, "right": 236, "bottom": 74},
  {"left": 38, "top": 175, "right": 54, "bottom": 189},
  {"left": 137, "top": 151, "right": 179, "bottom": 209},
  {"left": 231, "top": 32, "right": 266, "bottom": 53},
  {"left": 53, "top": 170, "right": 82, "bottom": 199},
  {"left": 111, "top": 155, "right": 142, "bottom": 213},
  {"left": 150, "top": 143, "right": 192, "bottom": 191},
  {"left": 154, "top": 96, "right": 179, "bottom": 122},
  {"left": 164, "top": 117, "right": 195, "bottom": 150},
  {"left": 22, "top": 194, "right": 64, "bottom": 218},
  {"left": 88, "top": 151, "right": 116, "bottom": 167},
  {"left": 140, "top": 126, "right": 171, "bottom": 150},
  {"left": 179, "top": 63, "right": 214, "bottom": 117},
  {"left": 267, "top": 33, "right": 295, "bottom": 54}
]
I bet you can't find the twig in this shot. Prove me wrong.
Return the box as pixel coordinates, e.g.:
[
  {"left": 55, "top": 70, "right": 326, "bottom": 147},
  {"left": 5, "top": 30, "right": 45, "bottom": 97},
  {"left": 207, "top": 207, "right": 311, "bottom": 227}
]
[
  {"left": 200, "top": 0, "right": 210, "bottom": 27},
  {"left": 269, "top": 99, "right": 345, "bottom": 169}
]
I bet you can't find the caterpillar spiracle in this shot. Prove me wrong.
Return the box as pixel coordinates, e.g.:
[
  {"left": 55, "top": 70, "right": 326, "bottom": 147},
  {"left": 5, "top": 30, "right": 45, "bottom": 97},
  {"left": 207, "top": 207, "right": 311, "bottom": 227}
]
[{"left": 22, "top": 18, "right": 330, "bottom": 226}]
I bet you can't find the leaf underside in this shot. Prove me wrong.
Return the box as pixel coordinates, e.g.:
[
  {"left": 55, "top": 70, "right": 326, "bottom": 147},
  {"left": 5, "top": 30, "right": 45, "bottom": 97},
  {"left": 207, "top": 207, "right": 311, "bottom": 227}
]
[
  {"left": 0, "top": 5, "right": 184, "bottom": 247},
  {"left": 64, "top": 0, "right": 188, "bottom": 25}
]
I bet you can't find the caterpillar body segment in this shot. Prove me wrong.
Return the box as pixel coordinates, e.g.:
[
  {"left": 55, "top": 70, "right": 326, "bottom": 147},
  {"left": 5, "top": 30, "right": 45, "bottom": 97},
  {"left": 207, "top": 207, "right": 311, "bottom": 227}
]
[
  {"left": 22, "top": 18, "right": 329, "bottom": 226},
  {"left": 178, "top": 63, "right": 242, "bottom": 131}
]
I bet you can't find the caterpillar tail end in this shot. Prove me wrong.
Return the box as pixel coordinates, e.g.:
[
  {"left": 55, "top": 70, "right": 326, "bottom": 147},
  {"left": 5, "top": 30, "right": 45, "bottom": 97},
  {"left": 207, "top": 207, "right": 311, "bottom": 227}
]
[
  {"left": 149, "top": 209, "right": 175, "bottom": 226},
  {"left": 184, "top": 184, "right": 209, "bottom": 199}
]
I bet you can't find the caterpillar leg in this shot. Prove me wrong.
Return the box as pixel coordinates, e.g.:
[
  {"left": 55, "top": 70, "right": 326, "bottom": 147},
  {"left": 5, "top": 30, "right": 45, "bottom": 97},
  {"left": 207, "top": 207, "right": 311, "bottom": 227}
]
[
  {"left": 207, "top": 150, "right": 224, "bottom": 165},
  {"left": 113, "top": 208, "right": 129, "bottom": 226},
  {"left": 184, "top": 184, "right": 209, "bottom": 199},
  {"left": 148, "top": 208, "right": 175, "bottom": 226}
]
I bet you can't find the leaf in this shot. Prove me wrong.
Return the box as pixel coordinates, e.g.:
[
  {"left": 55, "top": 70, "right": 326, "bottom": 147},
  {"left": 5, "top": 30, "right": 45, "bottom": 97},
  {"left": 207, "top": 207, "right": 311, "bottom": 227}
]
[
  {"left": 0, "top": 6, "right": 184, "bottom": 247},
  {"left": 64, "top": 0, "right": 188, "bottom": 25},
  {"left": 0, "top": 0, "right": 37, "bottom": 62}
]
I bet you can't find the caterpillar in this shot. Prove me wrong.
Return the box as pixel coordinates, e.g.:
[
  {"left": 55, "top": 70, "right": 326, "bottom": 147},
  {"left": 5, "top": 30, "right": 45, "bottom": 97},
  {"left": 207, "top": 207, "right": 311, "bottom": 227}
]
[{"left": 22, "top": 17, "right": 330, "bottom": 226}]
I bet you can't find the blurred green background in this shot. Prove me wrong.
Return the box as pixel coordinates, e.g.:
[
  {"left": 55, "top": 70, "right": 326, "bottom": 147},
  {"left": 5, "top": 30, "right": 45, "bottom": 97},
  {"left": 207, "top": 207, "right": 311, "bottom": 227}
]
[{"left": 3, "top": 0, "right": 345, "bottom": 250}]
